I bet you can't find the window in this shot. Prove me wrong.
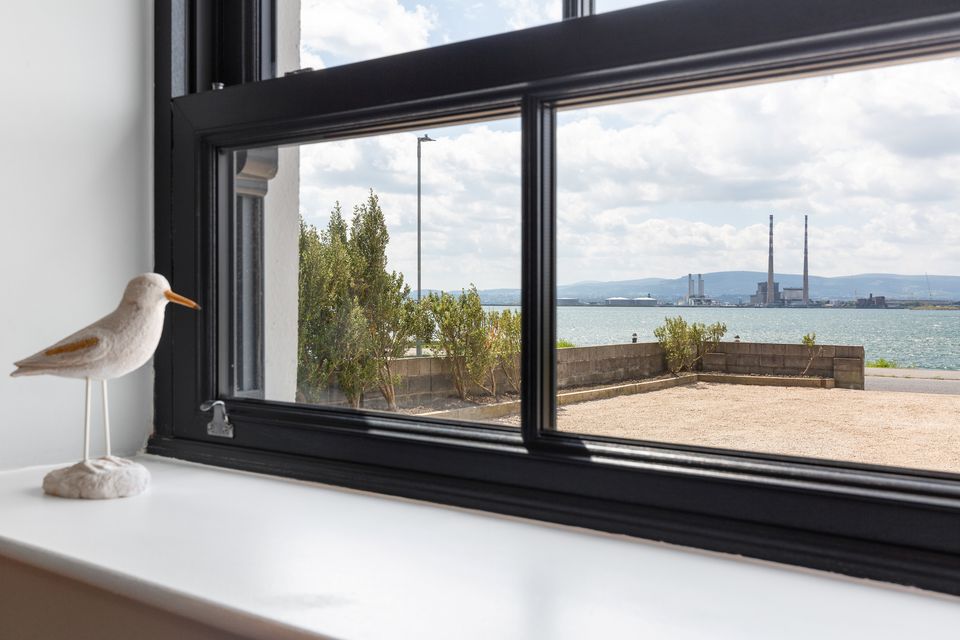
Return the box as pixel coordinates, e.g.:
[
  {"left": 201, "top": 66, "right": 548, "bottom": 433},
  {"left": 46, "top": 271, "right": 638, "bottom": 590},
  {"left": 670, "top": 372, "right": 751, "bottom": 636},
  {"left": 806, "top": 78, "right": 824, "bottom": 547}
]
[
  {"left": 229, "top": 119, "right": 522, "bottom": 424},
  {"left": 153, "top": 0, "right": 960, "bottom": 596},
  {"left": 289, "top": 0, "right": 561, "bottom": 73},
  {"left": 553, "top": 58, "right": 960, "bottom": 474},
  {"left": 596, "top": 0, "right": 668, "bottom": 14}
]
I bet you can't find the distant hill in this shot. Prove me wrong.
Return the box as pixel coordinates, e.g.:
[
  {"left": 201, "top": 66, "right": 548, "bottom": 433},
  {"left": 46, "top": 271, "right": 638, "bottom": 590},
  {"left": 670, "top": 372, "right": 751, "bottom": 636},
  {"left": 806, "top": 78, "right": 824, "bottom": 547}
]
[{"left": 472, "top": 272, "right": 960, "bottom": 304}]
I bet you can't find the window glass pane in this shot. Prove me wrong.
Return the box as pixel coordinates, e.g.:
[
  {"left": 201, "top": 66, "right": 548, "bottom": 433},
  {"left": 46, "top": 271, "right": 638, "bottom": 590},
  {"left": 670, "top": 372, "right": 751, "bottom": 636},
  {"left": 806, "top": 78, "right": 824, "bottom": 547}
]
[
  {"left": 228, "top": 117, "right": 522, "bottom": 426},
  {"left": 553, "top": 57, "right": 960, "bottom": 473},
  {"left": 276, "top": 1, "right": 561, "bottom": 75},
  {"left": 595, "top": 0, "right": 670, "bottom": 13}
]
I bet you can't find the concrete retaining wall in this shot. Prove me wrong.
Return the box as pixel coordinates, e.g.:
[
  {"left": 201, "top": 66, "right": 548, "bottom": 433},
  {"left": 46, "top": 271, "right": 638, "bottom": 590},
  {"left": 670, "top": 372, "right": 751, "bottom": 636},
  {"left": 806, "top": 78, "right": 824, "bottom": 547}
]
[
  {"left": 556, "top": 342, "right": 666, "bottom": 388},
  {"left": 428, "top": 372, "right": 837, "bottom": 421},
  {"left": 301, "top": 340, "right": 864, "bottom": 408},
  {"left": 703, "top": 342, "right": 864, "bottom": 389},
  {"left": 301, "top": 357, "right": 517, "bottom": 410}
]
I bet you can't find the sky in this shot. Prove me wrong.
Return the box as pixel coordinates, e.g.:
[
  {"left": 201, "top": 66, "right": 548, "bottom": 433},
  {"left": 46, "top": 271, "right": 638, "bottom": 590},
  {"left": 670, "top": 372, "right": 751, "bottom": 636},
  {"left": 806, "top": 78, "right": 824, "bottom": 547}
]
[
  {"left": 296, "top": 0, "right": 661, "bottom": 70},
  {"left": 292, "top": 1, "right": 960, "bottom": 292}
]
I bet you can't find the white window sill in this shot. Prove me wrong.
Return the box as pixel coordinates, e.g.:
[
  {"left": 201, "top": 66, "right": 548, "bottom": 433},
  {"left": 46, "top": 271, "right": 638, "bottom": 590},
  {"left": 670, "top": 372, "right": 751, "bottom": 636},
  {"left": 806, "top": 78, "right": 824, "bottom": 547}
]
[{"left": 0, "top": 455, "right": 957, "bottom": 639}]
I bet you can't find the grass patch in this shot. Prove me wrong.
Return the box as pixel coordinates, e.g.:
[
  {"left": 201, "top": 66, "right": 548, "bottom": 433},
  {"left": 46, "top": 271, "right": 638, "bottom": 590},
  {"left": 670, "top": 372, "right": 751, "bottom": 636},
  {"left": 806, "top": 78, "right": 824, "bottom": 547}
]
[
  {"left": 866, "top": 358, "right": 898, "bottom": 368},
  {"left": 557, "top": 338, "right": 576, "bottom": 349}
]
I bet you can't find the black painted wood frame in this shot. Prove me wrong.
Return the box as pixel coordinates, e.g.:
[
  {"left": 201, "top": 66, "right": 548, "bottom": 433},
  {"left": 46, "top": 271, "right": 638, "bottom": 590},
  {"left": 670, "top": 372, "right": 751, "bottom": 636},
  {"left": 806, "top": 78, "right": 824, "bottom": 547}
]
[{"left": 152, "top": 0, "right": 960, "bottom": 595}]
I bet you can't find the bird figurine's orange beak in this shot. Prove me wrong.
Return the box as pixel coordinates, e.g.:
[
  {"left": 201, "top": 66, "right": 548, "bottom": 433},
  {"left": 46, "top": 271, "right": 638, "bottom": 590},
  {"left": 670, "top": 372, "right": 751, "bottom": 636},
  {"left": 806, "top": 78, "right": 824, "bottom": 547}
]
[{"left": 164, "top": 290, "right": 201, "bottom": 310}]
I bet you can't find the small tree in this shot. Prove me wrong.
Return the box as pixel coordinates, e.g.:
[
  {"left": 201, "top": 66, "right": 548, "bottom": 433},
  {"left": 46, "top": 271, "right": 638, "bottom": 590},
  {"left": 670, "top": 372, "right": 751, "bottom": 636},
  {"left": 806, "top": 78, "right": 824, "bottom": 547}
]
[
  {"left": 654, "top": 316, "right": 727, "bottom": 374},
  {"left": 298, "top": 207, "right": 367, "bottom": 401},
  {"left": 347, "top": 191, "right": 432, "bottom": 410},
  {"left": 425, "top": 286, "right": 488, "bottom": 400},
  {"left": 654, "top": 317, "right": 693, "bottom": 374},
  {"left": 470, "top": 312, "right": 501, "bottom": 399},
  {"left": 801, "top": 332, "right": 823, "bottom": 376},
  {"left": 298, "top": 192, "right": 424, "bottom": 409},
  {"left": 327, "top": 299, "right": 377, "bottom": 408},
  {"left": 367, "top": 272, "right": 432, "bottom": 410},
  {"left": 470, "top": 309, "right": 522, "bottom": 401},
  {"left": 297, "top": 218, "right": 328, "bottom": 397},
  {"left": 494, "top": 309, "right": 522, "bottom": 394}
]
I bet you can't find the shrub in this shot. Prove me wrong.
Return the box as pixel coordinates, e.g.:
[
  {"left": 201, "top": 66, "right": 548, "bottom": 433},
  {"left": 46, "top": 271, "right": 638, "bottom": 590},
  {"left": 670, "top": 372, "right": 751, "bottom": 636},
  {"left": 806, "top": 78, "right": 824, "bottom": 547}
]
[
  {"left": 653, "top": 317, "right": 726, "bottom": 374},
  {"left": 425, "top": 286, "right": 489, "bottom": 401},
  {"left": 801, "top": 332, "right": 823, "bottom": 376},
  {"left": 867, "top": 358, "right": 898, "bottom": 368},
  {"left": 493, "top": 309, "right": 522, "bottom": 394},
  {"left": 556, "top": 338, "right": 575, "bottom": 349},
  {"left": 297, "top": 193, "right": 431, "bottom": 409}
]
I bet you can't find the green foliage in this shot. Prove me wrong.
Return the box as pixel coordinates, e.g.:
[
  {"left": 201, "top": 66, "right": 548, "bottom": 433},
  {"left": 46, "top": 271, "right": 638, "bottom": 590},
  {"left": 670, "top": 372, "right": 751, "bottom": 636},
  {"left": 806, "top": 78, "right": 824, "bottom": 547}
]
[
  {"left": 327, "top": 301, "right": 378, "bottom": 408},
  {"left": 424, "top": 286, "right": 489, "bottom": 400},
  {"left": 297, "top": 190, "right": 520, "bottom": 407},
  {"left": 482, "top": 308, "right": 522, "bottom": 398},
  {"left": 349, "top": 192, "right": 432, "bottom": 410},
  {"left": 470, "top": 311, "right": 501, "bottom": 399},
  {"left": 556, "top": 338, "right": 576, "bottom": 349},
  {"left": 800, "top": 332, "right": 823, "bottom": 376},
  {"left": 298, "top": 207, "right": 372, "bottom": 406},
  {"left": 866, "top": 358, "right": 898, "bottom": 368},
  {"left": 297, "top": 191, "right": 428, "bottom": 409},
  {"left": 653, "top": 316, "right": 726, "bottom": 374},
  {"left": 496, "top": 309, "right": 522, "bottom": 393}
]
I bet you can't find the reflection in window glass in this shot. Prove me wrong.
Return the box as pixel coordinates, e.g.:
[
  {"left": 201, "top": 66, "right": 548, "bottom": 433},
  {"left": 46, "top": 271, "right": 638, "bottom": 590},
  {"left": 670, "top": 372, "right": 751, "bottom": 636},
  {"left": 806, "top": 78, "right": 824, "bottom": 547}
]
[
  {"left": 552, "top": 58, "right": 960, "bottom": 473},
  {"left": 280, "top": 1, "right": 561, "bottom": 75},
  {"left": 229, "top": 118, "right": 522, "bottom": 425},
  {"left": 595, "top": 0, "right": 670, "bottom": 14}
]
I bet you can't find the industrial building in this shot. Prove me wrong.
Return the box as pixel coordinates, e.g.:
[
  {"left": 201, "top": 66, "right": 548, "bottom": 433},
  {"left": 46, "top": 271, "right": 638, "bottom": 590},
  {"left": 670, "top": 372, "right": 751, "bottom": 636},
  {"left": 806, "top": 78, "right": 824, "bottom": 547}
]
[
  {"left": 782, "top": 287, "right": 804, "bottom": 303},
  {"left": 605, "top": 296, "right": 658, "bottom": 307},
  {"left": 750, "top": 281, "right": 781, "bottom": 305},
  {"left": 684, "top": 273, "right": 714, "bottom": 305},
  {"left": 856, "top": 294, "right": 887, "bottom": 308},
  {"left": 750, "top": 214, "right": 810, "bottom": 307}
]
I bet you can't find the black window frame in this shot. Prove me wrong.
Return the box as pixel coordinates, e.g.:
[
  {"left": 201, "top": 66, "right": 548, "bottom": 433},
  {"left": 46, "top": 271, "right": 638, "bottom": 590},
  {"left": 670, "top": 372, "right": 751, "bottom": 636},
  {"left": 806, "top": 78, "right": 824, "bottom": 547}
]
[{"left": 152, "top": 0, "right": 960, "bottom": 596}]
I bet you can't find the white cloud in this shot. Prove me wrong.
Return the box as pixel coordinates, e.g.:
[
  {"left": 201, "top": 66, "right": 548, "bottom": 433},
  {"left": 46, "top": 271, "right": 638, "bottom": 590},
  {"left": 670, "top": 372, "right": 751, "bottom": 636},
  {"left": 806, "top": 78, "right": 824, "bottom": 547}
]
[
  {"left": 298, "top": 44, "right": 326, "bottom": 71},
  {"left": 555, "top": 57, "right": 960, "bottom": 281},
  {"left": 299, "top": 122, "right": 522, "bottom": 291},
  {"left": 300, "top": 0, "right": 437, "bottom": 66},
  {"left": 498, "top": 0, "right": 560, "bottom": 30},
  {"left": 292, "top": 56, "right": 960, "bottom": 291}
]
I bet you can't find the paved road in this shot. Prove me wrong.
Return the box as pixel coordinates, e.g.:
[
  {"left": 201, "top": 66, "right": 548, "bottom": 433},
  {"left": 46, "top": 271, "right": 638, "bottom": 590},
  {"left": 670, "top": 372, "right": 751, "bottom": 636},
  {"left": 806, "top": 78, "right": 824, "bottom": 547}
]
[{"left": 865, "top": 368, "right": 960, "bottom": 395}]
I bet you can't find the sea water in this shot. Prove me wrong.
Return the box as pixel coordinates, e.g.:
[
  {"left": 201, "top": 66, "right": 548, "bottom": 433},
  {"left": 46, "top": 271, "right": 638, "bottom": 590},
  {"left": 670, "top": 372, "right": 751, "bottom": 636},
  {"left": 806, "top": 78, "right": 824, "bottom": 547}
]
[{"left": 487, "top": 306, "right": 960, "bottom": 370}]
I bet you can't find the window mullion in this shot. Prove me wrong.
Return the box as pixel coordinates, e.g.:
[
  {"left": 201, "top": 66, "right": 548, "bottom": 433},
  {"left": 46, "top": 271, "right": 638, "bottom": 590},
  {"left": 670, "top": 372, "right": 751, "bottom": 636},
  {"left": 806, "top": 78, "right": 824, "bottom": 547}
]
[{"left": 521, "top": 96, "right": 557, "bottom": 445}]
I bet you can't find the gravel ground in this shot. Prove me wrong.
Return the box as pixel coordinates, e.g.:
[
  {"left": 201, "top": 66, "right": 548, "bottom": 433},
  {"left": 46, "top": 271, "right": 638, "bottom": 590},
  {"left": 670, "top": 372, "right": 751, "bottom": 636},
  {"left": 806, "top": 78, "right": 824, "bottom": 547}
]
[{"left": 543, "top": 382, "right": 960, "bottom": 473}]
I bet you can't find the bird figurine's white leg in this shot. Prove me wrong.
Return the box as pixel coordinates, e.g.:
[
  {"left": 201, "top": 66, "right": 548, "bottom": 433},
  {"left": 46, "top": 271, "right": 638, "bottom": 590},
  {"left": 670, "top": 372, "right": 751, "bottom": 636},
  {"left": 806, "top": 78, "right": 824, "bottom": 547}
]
[
  {"left": 102, "top": 379, "right": 112, "bottom": 458},
  {"left": 82, "top": 377, "right": 92, "bottom": 462}
]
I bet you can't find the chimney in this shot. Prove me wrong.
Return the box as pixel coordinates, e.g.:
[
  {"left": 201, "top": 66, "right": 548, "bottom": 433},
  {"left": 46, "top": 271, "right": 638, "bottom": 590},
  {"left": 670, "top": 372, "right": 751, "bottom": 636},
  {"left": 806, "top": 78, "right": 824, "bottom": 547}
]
[
  {"left": 688, "top": 273, "right": 693, "bottom": 299},
  {"left": 803, "top": 214, "right": 809, "bottom": 306},
  {"left": 766, "top": 214, "right": 775, "bottom": 305},
  {"left": 698, "top": 274, "right": 704, "bottom": 298}
]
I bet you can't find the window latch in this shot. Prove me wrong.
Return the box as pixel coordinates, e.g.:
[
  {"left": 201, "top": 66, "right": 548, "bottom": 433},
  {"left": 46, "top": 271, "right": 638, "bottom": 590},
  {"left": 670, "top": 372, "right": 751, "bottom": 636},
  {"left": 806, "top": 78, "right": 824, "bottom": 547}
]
[{"left": 200, "top": 400, "right": 234, "bottom": 439}]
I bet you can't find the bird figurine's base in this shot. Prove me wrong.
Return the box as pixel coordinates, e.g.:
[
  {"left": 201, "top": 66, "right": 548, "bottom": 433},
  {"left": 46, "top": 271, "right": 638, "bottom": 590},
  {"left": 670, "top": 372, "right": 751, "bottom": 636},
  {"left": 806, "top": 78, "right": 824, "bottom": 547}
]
[{"left": 42, "top": 457, "right": 150, "bottom": 499}]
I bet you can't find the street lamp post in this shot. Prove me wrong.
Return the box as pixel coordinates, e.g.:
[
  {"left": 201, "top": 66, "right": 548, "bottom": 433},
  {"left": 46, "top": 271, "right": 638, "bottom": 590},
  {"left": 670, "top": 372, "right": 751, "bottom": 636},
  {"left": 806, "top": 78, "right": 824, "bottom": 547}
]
[{"left": 416, "top": 134, "right": 435, "bottom": 357}]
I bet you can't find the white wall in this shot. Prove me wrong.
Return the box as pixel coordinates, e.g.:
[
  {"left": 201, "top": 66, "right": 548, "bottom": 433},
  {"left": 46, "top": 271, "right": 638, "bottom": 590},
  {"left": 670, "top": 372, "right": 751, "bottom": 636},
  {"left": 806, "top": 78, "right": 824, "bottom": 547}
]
[
  {"left": 0, "top": 1, "right": 153, "bottom": 469},
  {"left": 263, "top": 0, "right": 301, "bottom": 402},
  {"left": 263, "top": 145, "right": 301, "bottom": 403}
]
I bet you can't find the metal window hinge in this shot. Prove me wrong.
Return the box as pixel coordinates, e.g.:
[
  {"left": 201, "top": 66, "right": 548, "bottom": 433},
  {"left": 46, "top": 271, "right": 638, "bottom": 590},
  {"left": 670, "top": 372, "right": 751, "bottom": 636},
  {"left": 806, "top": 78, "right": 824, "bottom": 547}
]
[{"left": 200, "top": 400, "right": 234, "bottom": 438}]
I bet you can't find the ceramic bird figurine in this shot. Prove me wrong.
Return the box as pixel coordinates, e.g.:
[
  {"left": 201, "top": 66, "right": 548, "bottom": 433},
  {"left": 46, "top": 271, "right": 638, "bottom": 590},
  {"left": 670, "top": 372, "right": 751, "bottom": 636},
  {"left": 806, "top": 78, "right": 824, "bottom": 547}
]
[{"left": 11, "top": 273, "right": 199, "bottom": 499}]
